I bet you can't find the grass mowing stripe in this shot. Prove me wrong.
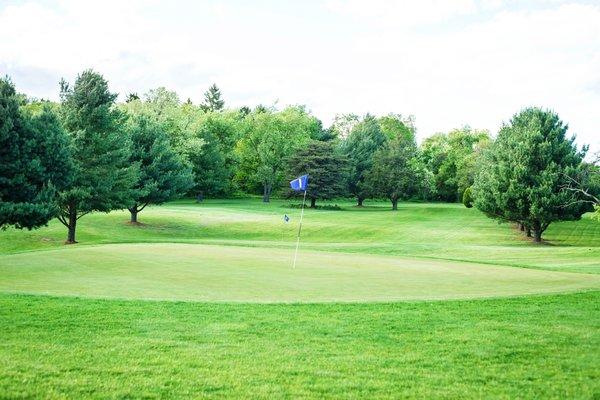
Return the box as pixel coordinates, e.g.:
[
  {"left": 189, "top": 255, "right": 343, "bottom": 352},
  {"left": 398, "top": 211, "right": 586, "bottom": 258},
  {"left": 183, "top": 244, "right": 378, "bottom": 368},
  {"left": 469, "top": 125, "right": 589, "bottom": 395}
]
[{"left": 1, "top": 199, "right": 598, "bottom": 273}]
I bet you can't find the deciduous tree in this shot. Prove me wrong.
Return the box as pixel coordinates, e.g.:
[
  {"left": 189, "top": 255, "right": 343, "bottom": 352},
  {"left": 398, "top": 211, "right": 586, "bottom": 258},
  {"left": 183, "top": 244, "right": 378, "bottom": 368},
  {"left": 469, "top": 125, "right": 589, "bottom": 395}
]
[
  {"left": 366, "top": 136, "right": 424, "bottom": 210},
  {"left": 342, "top": 115, "right": 387, "bottom": 206}
]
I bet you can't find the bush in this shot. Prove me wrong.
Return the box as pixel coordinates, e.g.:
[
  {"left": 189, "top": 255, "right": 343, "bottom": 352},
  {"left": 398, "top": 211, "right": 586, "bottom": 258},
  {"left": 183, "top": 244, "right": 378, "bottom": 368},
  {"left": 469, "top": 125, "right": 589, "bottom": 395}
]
[{"left": 462, "top": 187, "right": 474, "bottom": 208}]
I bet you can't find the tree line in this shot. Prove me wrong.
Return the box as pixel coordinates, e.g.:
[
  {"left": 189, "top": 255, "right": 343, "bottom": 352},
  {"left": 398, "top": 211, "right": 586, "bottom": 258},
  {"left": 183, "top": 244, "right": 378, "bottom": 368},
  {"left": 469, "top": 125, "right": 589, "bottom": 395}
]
[{"left": 1, "top": 70, "right": 598, "bottom": 243}]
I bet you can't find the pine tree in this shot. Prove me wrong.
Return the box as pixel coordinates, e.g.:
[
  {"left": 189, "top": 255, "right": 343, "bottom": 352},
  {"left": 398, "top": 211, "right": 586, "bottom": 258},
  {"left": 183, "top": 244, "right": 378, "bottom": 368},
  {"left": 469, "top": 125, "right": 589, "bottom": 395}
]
[
  {"left": 200, "top": 83, "right": 224, "bottom": 112},
  {"left": 126, "top": 115, "right": 194, "bottom": 223},
  {"left": 57, "top": 70, "right": 139, "bottom": 243},
  {"left": 287, "top": 141, "right": 349, "bottom": 208},
  {"left": 0, "top": 77, "right": 74, "bottom": 229},
  {"left": 473, "top": 108, "right": 589, "bottom": 242}
]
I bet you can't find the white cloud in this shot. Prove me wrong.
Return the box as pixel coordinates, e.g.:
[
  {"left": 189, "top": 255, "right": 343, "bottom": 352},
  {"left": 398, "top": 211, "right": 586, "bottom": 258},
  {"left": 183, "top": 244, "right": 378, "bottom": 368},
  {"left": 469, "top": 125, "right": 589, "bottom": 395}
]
[{"left": 0, "top": 0, "right": 598, "bottom": 153}]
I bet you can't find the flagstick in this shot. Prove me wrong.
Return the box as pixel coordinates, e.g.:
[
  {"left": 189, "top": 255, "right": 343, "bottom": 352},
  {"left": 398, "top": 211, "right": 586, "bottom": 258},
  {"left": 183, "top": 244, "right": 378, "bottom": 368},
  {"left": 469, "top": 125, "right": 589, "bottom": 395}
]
[{"left": 292, "top": 189, "right": 307, "bottom": 269}]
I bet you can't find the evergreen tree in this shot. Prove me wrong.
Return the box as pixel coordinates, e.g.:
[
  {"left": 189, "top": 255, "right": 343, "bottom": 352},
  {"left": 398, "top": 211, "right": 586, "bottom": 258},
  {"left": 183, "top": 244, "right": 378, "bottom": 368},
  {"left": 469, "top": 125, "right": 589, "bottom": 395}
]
[
  {"left": 343, "top": 115, "right": 387, "bottom": 206},
  {"left": 365, "top": 136, "right": 423, "bottom": 210},
  {"left": 473, "top": 108, "right": 589, "bottom": 242},
  {"left": 58, "top": 70, "right": 139, "bottom": 243},
  {"left": 0, "top": 78, "right": 74, "bottom": 229},
  {"left": 127, "top": 116, "right": 194, "bottom": 223},
  {"left": 287, "top": 141, "right": 349, "bottom": 208},
  {"left": 200, "top": 83, "right": 224, "bottom": 112}
]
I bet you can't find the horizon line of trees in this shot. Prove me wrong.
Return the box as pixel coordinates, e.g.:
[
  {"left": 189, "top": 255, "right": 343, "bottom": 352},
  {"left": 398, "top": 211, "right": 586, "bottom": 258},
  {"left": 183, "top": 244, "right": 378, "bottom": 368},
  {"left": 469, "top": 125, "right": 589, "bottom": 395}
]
[{"left": 1, "top": 69, "right": 598, "bottom": 244}]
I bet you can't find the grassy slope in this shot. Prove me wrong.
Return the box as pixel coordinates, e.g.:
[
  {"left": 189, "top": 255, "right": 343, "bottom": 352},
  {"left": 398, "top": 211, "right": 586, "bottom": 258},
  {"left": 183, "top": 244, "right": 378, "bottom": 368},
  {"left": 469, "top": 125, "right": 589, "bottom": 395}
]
[
  {"left": 1, "top": 199, "right": 599, "bottom": 273},
  {"left": 1, "top": 292, "right": 598, "bottom": 399}
]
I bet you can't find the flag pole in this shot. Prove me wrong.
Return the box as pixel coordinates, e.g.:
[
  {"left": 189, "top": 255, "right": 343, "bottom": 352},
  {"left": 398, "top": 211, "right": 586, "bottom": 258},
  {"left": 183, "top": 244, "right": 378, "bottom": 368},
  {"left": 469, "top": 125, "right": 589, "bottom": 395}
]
[{"left": 292, "top": 188, "right": 307, "bottom": 269}]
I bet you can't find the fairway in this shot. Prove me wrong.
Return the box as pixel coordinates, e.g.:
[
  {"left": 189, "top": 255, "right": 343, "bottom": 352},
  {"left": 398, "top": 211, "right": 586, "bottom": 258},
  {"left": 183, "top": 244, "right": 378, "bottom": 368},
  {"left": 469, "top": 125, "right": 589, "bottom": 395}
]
[
  {"left": 2, "top": 243, "right": 599, "bottom": 302},
  {"left": 1, "top": 200, "right": 599, "bottom": 398}
]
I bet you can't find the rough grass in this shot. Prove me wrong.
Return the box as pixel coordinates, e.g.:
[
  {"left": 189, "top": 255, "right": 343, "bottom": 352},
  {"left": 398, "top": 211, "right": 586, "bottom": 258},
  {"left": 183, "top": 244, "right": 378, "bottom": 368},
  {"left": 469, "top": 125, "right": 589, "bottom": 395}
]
[{"left": 1, "top": 292, "right": 598, "bottom": 399}]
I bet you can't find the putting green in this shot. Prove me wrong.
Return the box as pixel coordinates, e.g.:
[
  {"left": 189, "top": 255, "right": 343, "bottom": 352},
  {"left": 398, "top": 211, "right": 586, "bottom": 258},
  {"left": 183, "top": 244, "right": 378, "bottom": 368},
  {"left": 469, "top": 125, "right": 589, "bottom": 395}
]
[{"left": 1, "top": 243, "right": 598, "bottom": 302}]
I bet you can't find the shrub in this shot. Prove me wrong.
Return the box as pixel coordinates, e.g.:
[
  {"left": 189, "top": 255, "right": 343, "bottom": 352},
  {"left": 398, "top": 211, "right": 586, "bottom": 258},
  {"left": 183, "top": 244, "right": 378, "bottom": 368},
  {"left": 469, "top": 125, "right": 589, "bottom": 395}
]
[{"left": 462, "top": 187, "right": 474, "bottom": 208}]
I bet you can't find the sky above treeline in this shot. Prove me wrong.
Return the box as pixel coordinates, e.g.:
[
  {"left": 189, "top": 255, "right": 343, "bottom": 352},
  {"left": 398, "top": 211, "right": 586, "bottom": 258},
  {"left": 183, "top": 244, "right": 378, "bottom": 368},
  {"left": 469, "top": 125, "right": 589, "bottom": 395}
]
[{"left": 1, "top": 0, "right": 599, "bottom": 152}]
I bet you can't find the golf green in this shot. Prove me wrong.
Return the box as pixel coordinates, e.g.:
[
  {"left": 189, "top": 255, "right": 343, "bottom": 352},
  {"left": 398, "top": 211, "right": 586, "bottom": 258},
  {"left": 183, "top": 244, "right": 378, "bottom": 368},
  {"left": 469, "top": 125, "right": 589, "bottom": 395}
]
[{"left": 2, "top": 243, "right": 598, "bottom": 302}]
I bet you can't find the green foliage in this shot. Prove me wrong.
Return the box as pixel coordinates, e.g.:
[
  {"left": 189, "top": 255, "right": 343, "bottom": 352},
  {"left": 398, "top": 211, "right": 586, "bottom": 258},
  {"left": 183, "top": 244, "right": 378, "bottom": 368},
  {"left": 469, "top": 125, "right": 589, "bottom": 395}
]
[
  {"left": 365, "top": 136, "right": 424, "bottom": 209},
  {"left": 126, "top": 115, "right": 194, "bottom": 222},
  {"left": 474, "top": 108, "right": 589, "bottom": 242},
  {"left": 287, "top": 141, "right": 349, "bottom": 208},
  {"left": 462, "top": 186, "right": 474, "bottom": 208},
  {"left": 330, "top": 113, "right": 359, "bottom": 139},
  {"left": 200, "top": 83, "right": 225, "bottom": 112},
  {"left": 0, "top": 78, "right": 73, "bottom": 230},
  {"left": 236, "top": 106, "right": 319, "bottom": 201},
  {"left": 377, "top": 113, "right": 416, "bottom": 142},
  {"left": 421, "top": 127, "right": 490, "bottom": 201},
  {"left": 342, "top": 115, "right": 387, "bottom": 205},
  {"left": 58, "top": 70, "right": 139, "bottom": 242}
]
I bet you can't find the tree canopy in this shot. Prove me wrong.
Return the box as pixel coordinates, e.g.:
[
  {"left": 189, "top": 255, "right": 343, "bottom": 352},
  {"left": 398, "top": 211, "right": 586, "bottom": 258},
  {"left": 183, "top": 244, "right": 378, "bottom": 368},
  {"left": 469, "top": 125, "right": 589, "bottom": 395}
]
[
  {"left": 58, "top": 70, "right": 139, "bottom": 242},
  {"left": 125, "top": 115, "right": 194, "bottom": 223},
  {"left": 473, "top": 108, "right": 590, "bottom": 242},
  {"left": 0, "top": 78, "right": 73, "bottom": 229},
  {"left": 287, "top": 140, "right": 349, "bottom": 208}
]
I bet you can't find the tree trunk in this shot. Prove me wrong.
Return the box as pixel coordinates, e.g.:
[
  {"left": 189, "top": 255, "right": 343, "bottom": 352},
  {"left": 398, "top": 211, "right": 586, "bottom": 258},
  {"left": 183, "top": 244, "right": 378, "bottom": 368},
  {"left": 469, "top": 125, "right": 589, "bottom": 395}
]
[
  {"left": 391, "top": 198, "right": 398, "bottom": 210},
  {"left": 129, "top": 207, "right": 138, "bottom": 223},
  {"left": 310, "top": 197, "right": 316, "bottom": 208},
  {"left": 357, "top": 197, "right": 364, "bottom": 207},
  {"left": 519, "top": 223, "right": 525, "bottom": 232},
  {"left": 66, "top": 208, "right": 77, "bottom": 244},
  {"left": 532, "top": 221, "right": 542, "bottom": 243},
  {"left": 526, "top": 228, "right": 532, "bottom": 237},
  {"left": 262, "top": 183, "right": 271, "bottom": 203}
]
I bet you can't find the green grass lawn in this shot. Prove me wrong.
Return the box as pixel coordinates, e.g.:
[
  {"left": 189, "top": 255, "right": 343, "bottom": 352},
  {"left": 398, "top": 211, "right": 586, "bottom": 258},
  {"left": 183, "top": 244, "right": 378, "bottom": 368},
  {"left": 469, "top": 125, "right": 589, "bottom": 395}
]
[
  {"left": 1, "top": 293, "right": 598, "bottom": 399},
  {"left": 0, "top": 199, "right": 599, "bottom": 398},
  {"left": 1, "top": 199, "right": 599, "bottom": 272}
]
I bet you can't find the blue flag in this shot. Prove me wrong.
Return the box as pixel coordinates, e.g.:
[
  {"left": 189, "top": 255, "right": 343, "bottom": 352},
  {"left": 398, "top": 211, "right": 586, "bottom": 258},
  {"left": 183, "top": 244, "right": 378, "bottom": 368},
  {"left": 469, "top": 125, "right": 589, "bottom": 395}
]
[{"left": 290, "top": 174, "right": 309, "bottom": 191}]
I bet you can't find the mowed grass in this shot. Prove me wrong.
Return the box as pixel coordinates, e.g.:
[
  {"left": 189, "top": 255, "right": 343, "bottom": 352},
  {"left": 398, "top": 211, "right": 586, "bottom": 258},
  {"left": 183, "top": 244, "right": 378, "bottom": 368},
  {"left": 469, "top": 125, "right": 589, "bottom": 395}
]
[
  {"left": 1, "top": 199, "right": 599, "bottom": 398},
  {"left": 1, "top": 292, "right": 599, "bottom": 399},
  {"left": 1, "top": 243, "right": 599, "bottom": 302},
  {"left": 1, "top": 199, "right": 599, "bottom": 273}
]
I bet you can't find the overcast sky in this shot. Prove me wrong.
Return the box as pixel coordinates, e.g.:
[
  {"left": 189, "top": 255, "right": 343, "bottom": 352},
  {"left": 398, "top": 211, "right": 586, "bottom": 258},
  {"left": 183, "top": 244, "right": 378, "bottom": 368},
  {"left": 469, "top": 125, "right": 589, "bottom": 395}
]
[{"left": 1, "top": 0, "right": 598, "bottom": 152}]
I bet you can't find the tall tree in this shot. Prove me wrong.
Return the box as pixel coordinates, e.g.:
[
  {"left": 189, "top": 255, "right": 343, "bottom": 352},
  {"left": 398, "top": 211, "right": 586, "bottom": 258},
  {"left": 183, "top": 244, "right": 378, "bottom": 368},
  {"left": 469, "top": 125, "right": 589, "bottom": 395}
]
[
  {"left": 58, "top": 70, "right": 138, "bottom": 243},
  {"left": 365, "top": 136, "right": 423, "bottom": 210},
  {"left": 287, "top": 140, "right": 349, "bottom": 208},
  {"left": 0, "top": 78, "right": 74, "bottom": 229},
  {"left": 236, "top": 107, "right": 317, "bottom": 202},
  {"left": 200, "top": 83, "right": 224, "bottom": 112},
  {"left": 126, "top": 115, "right": 194, "bottom": 223},
  {"left": 473, "top": 108, "right": 589, "bottom": 242},
  {"left": 342, "top": 115, "right": 387, "bottom": 206},
  {"left": 421, "top": 127, "right": 490, "bottom": 201}
]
